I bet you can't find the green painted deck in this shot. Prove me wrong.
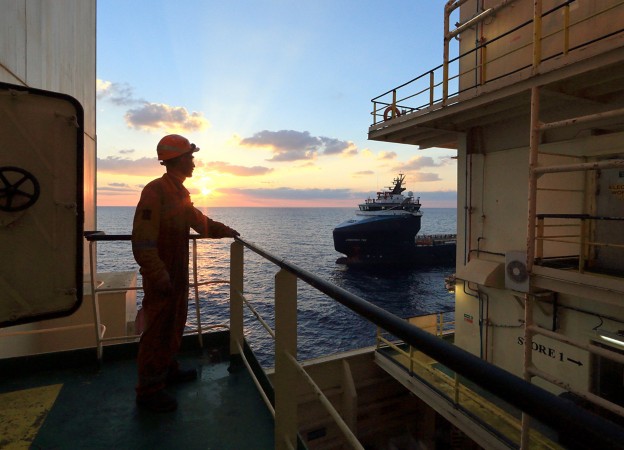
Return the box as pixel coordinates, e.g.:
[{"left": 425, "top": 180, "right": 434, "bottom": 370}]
[{"left": 0, "top": 333, "right": 275, "bottom": 449}]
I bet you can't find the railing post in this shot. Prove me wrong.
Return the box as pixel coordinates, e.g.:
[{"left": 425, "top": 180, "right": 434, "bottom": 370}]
[
  {"left": 563, "top": 4, "right": 570, "bottom": 55},
  {"left": 443, "top": 2, "right": 450, "bottom": 105},
  {"left": 579, "top": 217, "right": 587, "bottom": 273},
  {"left": 229, "top": 241, "right": 244, "bottom": 370},
  {"left": 429, "top": 71, "right": 435, "bottom": 107},
  {"left": 481, "top": 46, "right": 487, "bottom": 85},
  {"left": 88, "top": 239, "right": 103, "bottom": 362},
  {"left": 391, "top": 89, "right": 397, "bottom": 118},
  {"left": 341, "top": 360, "right": 358, "bottom": 434},
  {"left": 532, "top": 0, "right": 543, "bottom": 72},
  {"left": 536, "top": 217, "right": 544, "bottom": 260},
  {"left": 274, "top": 269, "right": 298, "bottom": 450},
  {"left": 192, "top": 237, "right": 203, "bottom": 348}
]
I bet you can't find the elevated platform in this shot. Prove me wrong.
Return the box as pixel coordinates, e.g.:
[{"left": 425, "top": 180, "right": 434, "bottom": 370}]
[{"left": 0, "top": 331, "right": 275, "bottom": 449}]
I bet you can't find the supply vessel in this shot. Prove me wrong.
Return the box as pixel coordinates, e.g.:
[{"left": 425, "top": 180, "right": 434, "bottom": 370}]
[{"left": 333, "top": 173, "right": 456, "bottom": 265}]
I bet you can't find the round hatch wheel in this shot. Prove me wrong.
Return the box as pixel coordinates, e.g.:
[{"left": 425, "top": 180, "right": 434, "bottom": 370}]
[{"left": 0, "top": 166, "right": 41, "bottom": 212}]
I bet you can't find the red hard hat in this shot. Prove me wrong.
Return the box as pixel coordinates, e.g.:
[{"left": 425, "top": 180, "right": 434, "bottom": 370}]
[{"left": 156, "top": 134, "right": 199, "bottom": 161}]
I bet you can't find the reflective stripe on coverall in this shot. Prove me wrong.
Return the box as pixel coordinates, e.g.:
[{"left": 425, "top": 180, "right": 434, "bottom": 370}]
[{"left": 132, "top": 173, "right": 232, "bottom": 396}]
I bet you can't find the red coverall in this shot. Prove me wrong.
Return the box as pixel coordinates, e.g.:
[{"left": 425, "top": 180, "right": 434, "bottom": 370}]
[{"left": 132, "top": 173, "right": 234, "bottom": 396}]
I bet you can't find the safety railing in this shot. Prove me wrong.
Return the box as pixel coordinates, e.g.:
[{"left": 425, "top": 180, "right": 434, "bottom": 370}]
[
  {"left": 229, "top": 236, "right": 624, "bottom": 450},
  {"left": 407, "top": 311, "right": 454, "bottom": 337},
  {"left": 370, "top": 0, "right": 624, "bottom": 126},
  {"left": 535, "top": 214, "right": 624, "bottom": 275},
  {"left": 84, "top": 232, "right": 229, "bottom": 361},
  {"left": 375, "top": 331, "right": 559, "bottom": 449}
]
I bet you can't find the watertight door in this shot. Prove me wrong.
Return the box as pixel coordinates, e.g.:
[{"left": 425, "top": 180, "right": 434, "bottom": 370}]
[{"left": 0, "top": 82, "right": 84, "bottom": 327}]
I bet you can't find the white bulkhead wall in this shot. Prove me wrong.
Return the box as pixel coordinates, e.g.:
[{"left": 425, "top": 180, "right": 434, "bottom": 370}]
[
  {"left": 0, "top": 0, "right": 97, "bottom": 273},
  {"left": 454, "top": 138, "right": 591, "bottom": 394},
  {"left": 451, "top": 0, "right": 624, "bottom": 398}
]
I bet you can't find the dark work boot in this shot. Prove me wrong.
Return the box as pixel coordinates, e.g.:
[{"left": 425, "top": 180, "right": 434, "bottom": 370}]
[{"left": 136, "top": 390, "right": 178, "bottom": 412}]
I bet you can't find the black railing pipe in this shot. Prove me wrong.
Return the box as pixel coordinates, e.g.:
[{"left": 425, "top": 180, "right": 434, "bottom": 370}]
[{"left": 235, "top": 236, "right": 624, "bottom": 449}]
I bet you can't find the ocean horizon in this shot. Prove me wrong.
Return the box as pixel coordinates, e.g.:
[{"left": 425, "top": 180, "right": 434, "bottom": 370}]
[{"left": 97, "top": 206, "right": 457, "bottom": 365}]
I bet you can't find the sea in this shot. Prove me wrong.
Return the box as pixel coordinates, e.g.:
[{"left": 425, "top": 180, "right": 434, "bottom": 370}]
[{"left": 96, "top": 206, "right": 457, "bottom": 366}]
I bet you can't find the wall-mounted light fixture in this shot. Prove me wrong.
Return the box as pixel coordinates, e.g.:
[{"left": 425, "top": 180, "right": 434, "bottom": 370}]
[{"left": 597, "top": 329, "right": 624, "bottom": 348}]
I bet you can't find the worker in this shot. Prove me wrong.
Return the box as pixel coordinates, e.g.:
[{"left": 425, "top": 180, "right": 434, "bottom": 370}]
[{"left": 132, "top": 134, "right": 239, "bottom": 412}]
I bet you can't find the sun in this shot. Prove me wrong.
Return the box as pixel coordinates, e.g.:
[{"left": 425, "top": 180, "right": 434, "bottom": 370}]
[{"left": 191, "top": 172, "right": 214, "bottom": 197}]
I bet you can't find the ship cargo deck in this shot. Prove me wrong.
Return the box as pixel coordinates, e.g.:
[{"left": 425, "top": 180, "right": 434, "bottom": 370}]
[{"left": 0, "top": 332, "right": 275, "bottom": 449}]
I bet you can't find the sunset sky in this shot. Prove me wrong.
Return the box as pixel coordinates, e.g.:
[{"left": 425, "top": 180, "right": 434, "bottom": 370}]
[{"left": 96, "top": 1, "right": 458, "bottom": 208}]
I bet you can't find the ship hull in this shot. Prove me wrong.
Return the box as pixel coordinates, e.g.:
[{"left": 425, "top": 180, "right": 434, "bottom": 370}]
[
  {"left": 333, "top": 214, "right": 456, "bottom": 266},
  {"left": 334, "top": 240, "right": 456, "bottom": 266}
]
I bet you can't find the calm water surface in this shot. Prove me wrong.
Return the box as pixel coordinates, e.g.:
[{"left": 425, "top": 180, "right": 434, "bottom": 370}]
[{"left": 97, "top": 207, "right": 456, "bottom": 365}]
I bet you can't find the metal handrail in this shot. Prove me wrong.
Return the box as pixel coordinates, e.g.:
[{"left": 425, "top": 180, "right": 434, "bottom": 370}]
[
  {"left": 233, "top": 235, "right": 624, "bottom": 449},
  {"left": 376, "top": 332, "right": 571, "bottom": 448},
  {"left": 84, "top": 232, "right": 230, "bottom": 360},
  {"left": 371, "top": 0, "right": 624, "bottom": 126},
  {"left": 535, "top": 214, "right": 624, "bottom": 273}
]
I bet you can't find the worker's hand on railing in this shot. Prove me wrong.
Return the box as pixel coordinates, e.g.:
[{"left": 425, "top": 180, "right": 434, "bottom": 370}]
[{"left": 223, "top": 227, "right": 240, "bottom": 238}]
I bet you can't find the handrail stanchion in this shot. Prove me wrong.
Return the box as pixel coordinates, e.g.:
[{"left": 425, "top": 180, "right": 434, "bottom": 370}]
[
  {"left": 88, "top": 237, "right": 104, "bottom": 362},
  {"left": 579, "top": 217, "right": 587, "bottom": 273},
  {"left": 192, "top": 237, "right": 203, "bottom": 348},
  {"left": 229, "top": 241, "right": 244, "bottom": 368},
  {"left": 429, "top": 70, "right": 435, "bottom": 107},
  {"left": 274, "top": 269, "right": 298, "bottom": 450}
]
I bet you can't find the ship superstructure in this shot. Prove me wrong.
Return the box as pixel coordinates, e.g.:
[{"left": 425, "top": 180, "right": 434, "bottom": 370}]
[{"left": 370, "top": 0, "right": 624, "bottom": 446}]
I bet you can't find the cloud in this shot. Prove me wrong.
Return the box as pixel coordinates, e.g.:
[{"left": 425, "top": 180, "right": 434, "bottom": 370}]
[
  {"left": 212, "top": 185, "right": 457, "bottom": 205},
  {"left": 418, "top": 190, "right": 457, "bottom": 203},
  {"left": 354, "top": 170, "right": 374, "bottom": 176},
  {"left": 97, "top": 156, "right": 162, "bottom": 176},
  {"left": 239, "top": 130, "right": 357, "bottom": 162},
  {"left": 119, "top": 149, "right": 135, "bottom": 155},
  {"left": 378, "top": 151, "right": 397, "bottom": 160},
  {"left": 412, "top": 172, "right": 442, "bottom": 182},
  {"left": 386, "top": 155, "right": 456, "bottom": 183},
  {"left": 203, "top": 161, "right": 273, "bottom": 176},
  {"left": 221, "top": 186, "right": 357, "bottom": 200},
  {"left": 97, "top": 156, "right": 272, "bottom": 178},
  {"left": 97, "top": 78, "right": 210, "bottom": 132},
  {"left": 97, "top": 183, "right": 140, "bottom": 194},
  {"left": 125, "top": 103, "right": 210, "bottom": 132},
  {"left": 396, "top": 156, "right": 443, "bottom": 171},
  {"left": 97, "top": 79, "right": 140, "bottom": 106}
]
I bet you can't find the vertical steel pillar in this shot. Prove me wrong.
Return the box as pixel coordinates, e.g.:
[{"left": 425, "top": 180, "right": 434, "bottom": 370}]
[
  {"left": 522, "top": 2, "right": 542, "bottom": 447},
  {"left": 443, "top": 3, "right": 451, "bottom": 105},
  {"left": 274, "top": 269, "right": 298, "bottom": 450},
  {"left": 229, "top": 241, "right": 244, "bottom": 362},
  {"left": 532, "top": 0, "right": 542, "bottom": 72}
]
